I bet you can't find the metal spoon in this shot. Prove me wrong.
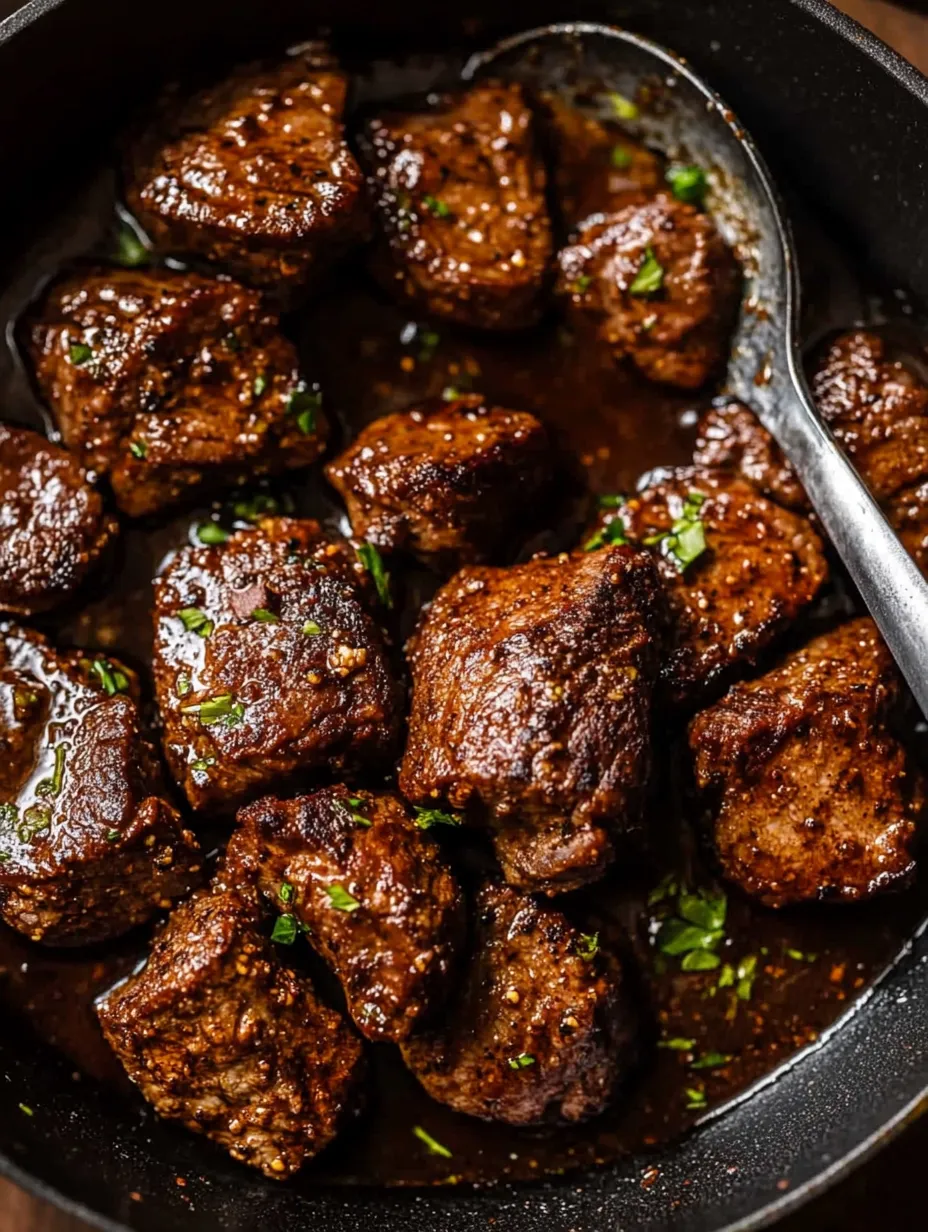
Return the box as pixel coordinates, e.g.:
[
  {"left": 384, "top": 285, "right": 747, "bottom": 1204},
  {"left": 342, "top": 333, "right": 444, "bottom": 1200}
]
[{"left": 464, "top": 22, "right": 928, "bottom": 714}]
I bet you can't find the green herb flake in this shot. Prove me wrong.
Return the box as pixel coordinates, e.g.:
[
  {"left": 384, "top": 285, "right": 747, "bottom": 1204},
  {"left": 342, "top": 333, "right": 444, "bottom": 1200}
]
[
  {"left": 232, "top": 493, "right": 282, "bottom": 524},
  {"left": 279, "top": 882, "right": 295, "bottom": 905},
  {"left": 36, "top": 744, "right": 67, "bottom": 799},
  {"left": 690, "top": 1051, "right": 733, "bottom": 1070},
  {"left": 577, "top": 932, "right": 600, "bottom": 962},
  {"left": 684, "top": 1086, "right": 707, "bottom": 1111},
  {"left": 656, "top": 918, "right": 723, "bottom": 958},
  {"left": 422, "top": 194, "right": 452, "bottom": 219},
  {"left": 114, "top": 224, "right": 150, "bottom": 267},
  {"left": 681, "top": 948, "right": 721, "bottom": 972},
  {"left": 583, "top": 517, "right": 627, "bottom": 552},
  {"left": 176, "top": 674, "right": 193, "bottom": 698},
  {"left": 571, "top": 274, "right": 592, "bottom": 295},
  {"left": 326, "top": 883, "right": 361, "bottom": 913},
  {"left": 105, "top": 829, "right": 120, "bottom": 843},
  {"left": 736, "top": 954, "right": 759, "bottom": 1001},
  {"left": 197, "top": 521, "right": 230, "bottom": 546},
  {"left": 598, "top": 493, "right": 626, "bottom": 509},
  {"left": 178, "top": 607, "right": 214, "bottom": 638},
  {"left": 182, "top": 693, "right": 245, "bottom": 728},
  {"left": 253, "top": 373, "right": 268, "bottom": 398},
  {"left": 69, "top": 342, "right": 93, "bottom": 366},
  {"left": 356, "top": 542, "right": 392, "bottom": 609},
  {"left": 91, "top": 657, "right": 130, "bottom": 697},
  {"left": 658, "top": 1037, "right": 696, "bottom": 1052},
  {"left": 17, "top": 803, "right": 52, "bottom": 843},
  {"left": 190, "top": 757, "right": 215, "bottom": 774},
  {"left": 717, "top": 962, "right": 736, "bottom": 990},
  {"left": 647, "top": 873, "right": 679, "bottom": 907},
  {"left": 18, "top": 1103, "right": 34, "bottom": 1117},
  {"left": 608, "top": 91, "right": 639, "bottom": 120},
  {"left": 413, "top": 805, "right": 462, "bottom": 830},
  {"left": 251, "top": 607, "right": 279, "bottom": 624},
  {"left": 646, "top": 489, "right": 708, "bottom": 573},
  {"left": 629, "top": 246, "right": 665, "bottom": 296},
  {"left": 413, "top": 1126, "right": 452, "bottom": 1159},
  {"left": 442, "top": 386, "right": 461, "bottom": 402},
  {"left": 610, "top": 145, "right": 633, "bottom": 169},
  {"left": 129, "top": 440, "right": 148, "bottom": 460},
  {"left": 508, "top": 1053, "right": 536, "bottom": 1070},
  {"left": 666, "top": 164, "right": 708, "bottom": 205},
  {"left": 302, "top": 620, "right": 323, "bottom": 636},
  {"left": 677, "top": 889, "right": 727, "bottom": 933},
  {"left": 271, "top": 914, "right": 301, "bottom": 945},
  {"left": 287, "top": 385, "right": 322, "bottom": 436}
]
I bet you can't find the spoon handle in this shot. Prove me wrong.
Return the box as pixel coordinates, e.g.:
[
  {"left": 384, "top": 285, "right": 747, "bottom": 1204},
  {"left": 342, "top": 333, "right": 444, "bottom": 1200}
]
[{"left": 775, "top": 376, "right": 928, "bottom": 715}]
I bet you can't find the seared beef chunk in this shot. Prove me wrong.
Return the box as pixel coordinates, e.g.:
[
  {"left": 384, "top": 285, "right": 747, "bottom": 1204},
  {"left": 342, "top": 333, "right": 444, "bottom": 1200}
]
[
  {"left": 692, "top": 400, "right": 809, "bottom": 513},
  {"left": 588, "top": 468, "right": 828, "bottom": 707},
  {"left": 126, "top": 45, "right": 369, "bottom": 298},
  {"left": 401, "top": 881, "right": 635, "bottom": 1124},
  {"left": 539, "top": 94, "right": 663, "bottom": 230},
  {"left": 557, "top": 194, "right": 740, "bottom": 389},
  {"left": 690, "top": 619, "right": 923, "bottom": 907},
  {"left": 0, "top": 624, "right": 200, "bottom": 945},
  {"left": 811, "top": 331, "right": 928, "bottom": 501},
  {"left": 97, "top": 887, "right": 364, "bottom": 1178},
  {"left": 399, "top": 547, "right": 663, "bottom": 895},
  {"left": 28, "top": 267, "right": 326, "bottom": 517},
  {"left": 153, "top": 517, "right": 401, "bottom": 813},
  {"left": 358, "top": 82, "right": 553, "bottom": 331},
  {"left": 0, "top": 422, "right": 118, "bottom": 615},
  {"left": 325, "top": 394, "right": 554, "bottom": 568},
  {"left": 223, "top": 787, "right": 465, "bottom": 1042}
]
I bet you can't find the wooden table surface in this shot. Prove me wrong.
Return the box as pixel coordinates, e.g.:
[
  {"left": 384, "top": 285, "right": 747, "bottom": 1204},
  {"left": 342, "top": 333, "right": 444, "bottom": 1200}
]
[{"left": 1, "top": 0, "right": 927, "bottom": 1228}]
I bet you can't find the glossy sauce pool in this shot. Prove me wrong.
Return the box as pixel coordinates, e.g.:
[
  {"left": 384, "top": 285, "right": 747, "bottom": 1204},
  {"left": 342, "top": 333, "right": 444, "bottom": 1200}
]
[{"left": 0, "top": 47, "right": 926, "bottom": 1192}]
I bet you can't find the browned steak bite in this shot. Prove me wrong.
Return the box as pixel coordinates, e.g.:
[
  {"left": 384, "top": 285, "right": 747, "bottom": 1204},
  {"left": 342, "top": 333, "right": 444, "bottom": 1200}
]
[
  {"left": 557, "top": 193, "right": 740, "bottom": 388},
  {"left": 223, "top": 787, "right": 465, "bottom": 1042},
  {"left": 358, "top": 81, "right": 553, "bottom": 331},
  {"left": 692, "top": 399, "right": 809, "bottom": 513},
  {"left": 401, "top": 881, "right": 636, "bottom": 1125},
  {"left": 325, "top": 394, "right": 554, "bottom": 568},
  {"left": 399, "top": 547, "right": 663, "bottom": 896},
  {"left": 0, "top": 422, "right": 118, "bottom": 615},
  {"left": 28, "top": 267, "right": 326, "bottom": 517},
  {"left": 539, "top": 93, "right": 664, "bottom": 231},
  {"left": 125, "top": 44, "right": 369, "bottom": 298},
  {"left": 152, "top": 517, "right": 401, "bottom": 814},
  {"left": 96, "top": 886, "right": 364, "bottom": 1179},
  {"left": 689, "top": 618, "right": 923, "bottom": 907},
  {"left": 0, "top": 623, "right": 200, "bottom": 945},
  {"left": 587, "top": 467, "right": 828, "bottom": 707},
  {"left": 811, "top": 330, "right": 928, "bottom": 501}
]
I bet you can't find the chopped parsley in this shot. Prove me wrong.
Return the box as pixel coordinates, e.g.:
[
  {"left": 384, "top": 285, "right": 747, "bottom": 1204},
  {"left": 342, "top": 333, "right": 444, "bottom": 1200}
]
[
  {"left": 325, "top": 883, "right": 361, "bottom": 913},
  {"left": 356, "top": 542, "right": 392, "bottom": 608},
  {"left": 36, "top": 745, "right": 67, "bottom": 798},
  {"left": 576, "top": 932, "right": 600, "bottom": 962},
  {"left": 251, "top": 607, "right": 278, "bottom": 624},
  {"left": 583, "top": 517, "right": 627, "bottom": 552},
  {"left": 253, "top": 373, "right": 268, "bottom": 398},
  {"left": 413, "top": 1126, "right": 452, "bottom": 1158},
  {"left": 176, "top": 674, "right": 192, "bottom": 698},
  {"left": 608, "top": 91, "right": 639, "bottom": 120},
  {"left": 413, "top": 805, "right": 462, "bottom": 830},
  {"left": 666, "top": 164, "right": 708, "bottom": 205},
  {"left": 508, "top": 1053, "right": 536, "bottom": 1070},
  {"left": 182, "top": 693, "right": 245, "bottom": 728},
  {"left": 129, "top": 440, "right": 148, "bottom": 460},
  {"left": 17, "top": 803, "right": 52, "bottom": 842},
  {"left": 105, "top": 829, "right": 120, "bottom": 843},
  {"left": 690, "top": 1051, "right": 733, "bottom": 1070},
  {"left": 735, "top": 954, "right": 758, "bottom": 1001},
  {"left": 18, "top": 1104, "right": 34, "bottom": 1117},
  {"left": 343, "top": 796, "right": 371, "bottom": 827},
  {"left": 598, "top": 493, "right": 625, "bottom": 509},
  {"left": 69, "top": 342, "right": 93, "bottom": 365},
  {"left": 658, "top": 1037, "right": 696, "bottom": 1052},
  {"left": 302, "top": 620, "right": 323, "bottom": 636},
  {"left": 197, "top": 521, "right": 230, "bottom": 546},
  {"left": 422, "top": 194, "right": 452, "bottom": 219},
  {"left": 271, "top": 914, "right": 301, "bottom": 945},
  {"left": 786, "top": 947, "right": 817, "bottom": 963},
  {"left": 287, "top": 385, "right": 322, "bottom": 436},
  {"left": 629, "top": 246, "right": 664, "bottom": 296},
  {"left": 645, "top": 489, "right": 707, "bottom": 573},
  {"left": 654, "top": 882, "right": 727, "bottom": 973},
  {"left": 571, "top": 274, "right": 592, "bottom": 295},
  {"left": 684, "top": 1086, "right": 707, "bottom": 1111},
  {"left": 190, "top": 757, "right": 215, "bottom": 773},
  {"left": 279, "top": 882, "right": 295, "bottom": 905},
  {"left": 113, "top": 224, "right": 150, "bottom": 267},
  {"left": 610, "top": 144, "right": 633, "bottom": 169},
  {"left": 178, "top": 607, "right": 214, "bottom": 637},
  {"left": 91, "top": 657, "right": 130, "bottom": 696},
  {"left": 231, "top": 492, "right": 286, "bottom": 523},
  {"left": 442, "top": 386, "right": 461, "bottom": 402}
]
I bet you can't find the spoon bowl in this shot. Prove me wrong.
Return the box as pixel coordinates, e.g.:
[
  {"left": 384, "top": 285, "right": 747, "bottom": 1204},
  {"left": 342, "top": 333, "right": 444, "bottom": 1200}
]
[{"left": 465, "top": 22, "right": 928, "bottom": 715}]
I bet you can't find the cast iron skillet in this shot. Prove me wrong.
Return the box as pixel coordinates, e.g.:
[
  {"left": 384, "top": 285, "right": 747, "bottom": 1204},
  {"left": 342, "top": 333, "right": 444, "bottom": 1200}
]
[{"left": 1, "top": 1, "right": 928, "bottom": 1229}]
